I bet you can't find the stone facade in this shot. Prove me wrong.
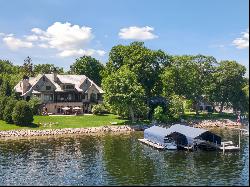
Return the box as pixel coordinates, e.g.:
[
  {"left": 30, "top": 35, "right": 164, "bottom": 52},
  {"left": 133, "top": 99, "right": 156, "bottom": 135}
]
[{"left": 14, "top": 73, "right": 104, "bottom": 114}]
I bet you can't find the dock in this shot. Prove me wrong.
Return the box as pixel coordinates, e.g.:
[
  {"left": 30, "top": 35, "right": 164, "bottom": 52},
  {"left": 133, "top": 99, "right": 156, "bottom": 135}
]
[
  {"left": 219, "top": 141, "right": 240, "bottom": 152},
  {"left": 138, "top": 138, "right": 165, "bottom": 150}
]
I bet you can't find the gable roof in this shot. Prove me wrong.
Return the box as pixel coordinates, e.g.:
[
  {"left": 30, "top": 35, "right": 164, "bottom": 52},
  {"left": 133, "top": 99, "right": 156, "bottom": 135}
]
[{"left": 14, "top": 73, "right": 104, "bottom": 96}]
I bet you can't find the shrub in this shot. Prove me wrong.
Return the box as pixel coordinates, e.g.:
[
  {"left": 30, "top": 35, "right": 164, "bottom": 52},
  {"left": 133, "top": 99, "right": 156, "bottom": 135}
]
[
  {"left": 91, "top": 104, "right": 107, "bottom": 115},
  {"left": 184, "top": 99, "right": 193, "bottom": 112},
  {"left": 153, "top": 106, "right": 167, "bottom": 123},
  {"left": 12, "top": 100, "right": 34, "bottom": 125},
  {"left": 3, "top": 97, "right": 17, "bottom": 123},
  {"left": 28, "top": 96, "right": 42, "bottom": 115}
]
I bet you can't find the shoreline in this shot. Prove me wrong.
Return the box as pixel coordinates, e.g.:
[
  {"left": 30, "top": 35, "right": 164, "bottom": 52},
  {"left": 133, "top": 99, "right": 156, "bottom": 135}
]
[
  {"left": 0, "top": 125, "right": 147, "bottom": 138},
  {"left": 190, "top": 119, "right": 248, "bottom": 129},
  {"left": 0, "top": 119, "right": 248, "bottom": 139}
]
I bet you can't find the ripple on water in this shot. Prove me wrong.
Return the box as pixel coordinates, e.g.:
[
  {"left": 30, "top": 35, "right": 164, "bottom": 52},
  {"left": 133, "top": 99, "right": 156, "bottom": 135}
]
[{"left": 0, "top": 131, "right": 249, "bottom": 186}]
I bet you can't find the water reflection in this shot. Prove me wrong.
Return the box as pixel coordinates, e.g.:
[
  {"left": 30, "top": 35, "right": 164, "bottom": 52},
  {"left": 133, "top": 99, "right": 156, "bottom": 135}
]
[
  {"left": 103, "top": 133, "right": 156, "bottom": 185},
  {"left": 0, "top": 129, "right": 248, "bottom": 186}
]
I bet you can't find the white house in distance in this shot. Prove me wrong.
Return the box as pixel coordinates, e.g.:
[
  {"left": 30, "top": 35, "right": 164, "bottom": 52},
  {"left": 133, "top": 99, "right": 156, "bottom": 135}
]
[{"left": 14, "top": 72, "right": 104, "bottom": 114}]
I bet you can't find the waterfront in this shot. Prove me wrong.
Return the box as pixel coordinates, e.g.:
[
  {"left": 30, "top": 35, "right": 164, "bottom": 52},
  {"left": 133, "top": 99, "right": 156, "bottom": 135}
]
[{"left": 0, "top": 128, "right": 248, "bottom": 186}]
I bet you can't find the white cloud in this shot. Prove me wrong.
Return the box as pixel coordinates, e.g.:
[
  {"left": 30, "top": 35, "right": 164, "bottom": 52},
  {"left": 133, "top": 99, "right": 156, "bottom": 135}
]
[
  {"left": 1, "top": 22, "right": 105, "bottom": 57},
  {"left": 32, "top": 22, "right": 94, "bottom": 50},
  {"left": 119, "top": 26, "right": 158, "bottom": 40},
  {"left": 232, "top": 28, "right": 249, "bottom": 49},
  {"left": 58, "top": 49, "right": 106, "bottom": 57},
  {"left": 30, "top": 22, "right": 105, "bottom": 57},
  {"left": 31, "top": 28, "right": 45, "bottom": 35},
  {"left": 38, "top": 43, "right": 49, "bottom": 48},
  {"left": 25, "top": 34, "right": 39, "bottom": 41},
  {"left": 3, "top": 36, "right": 33, "bottom": 50},
  {"left": 96, "top": 50, "right": 106, "bottom": 56}
]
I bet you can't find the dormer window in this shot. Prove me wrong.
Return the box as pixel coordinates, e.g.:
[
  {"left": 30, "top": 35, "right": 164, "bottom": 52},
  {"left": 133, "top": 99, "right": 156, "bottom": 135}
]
[
  {"left": 63, "top": 84, "right": 74, "bottom": 90},
  {"left": 46, "top": 86, "right": 51, "bottom": 90}
]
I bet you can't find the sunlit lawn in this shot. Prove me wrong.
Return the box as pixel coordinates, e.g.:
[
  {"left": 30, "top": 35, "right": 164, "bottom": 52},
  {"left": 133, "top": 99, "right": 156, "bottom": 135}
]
[
  {"left": 0, "top": 114, "right": 130, "bottom": 131},
  {"left": 0, "top": 112, "right": 237, "bottom": 131}
]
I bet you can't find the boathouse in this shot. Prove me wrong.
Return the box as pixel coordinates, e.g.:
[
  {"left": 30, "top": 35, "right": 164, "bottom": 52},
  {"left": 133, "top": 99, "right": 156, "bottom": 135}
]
[{"left": 144, "top": 124, "right": 221, "bottom": 147}]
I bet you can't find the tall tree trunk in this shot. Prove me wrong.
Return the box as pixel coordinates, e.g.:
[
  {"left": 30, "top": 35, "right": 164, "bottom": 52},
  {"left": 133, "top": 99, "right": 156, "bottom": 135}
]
[
  {"left": 129, "top": 106, "right": 135, "bottom": 122},
  {"left": 219, "top": 101, "right": 225, "bottom": 113}
]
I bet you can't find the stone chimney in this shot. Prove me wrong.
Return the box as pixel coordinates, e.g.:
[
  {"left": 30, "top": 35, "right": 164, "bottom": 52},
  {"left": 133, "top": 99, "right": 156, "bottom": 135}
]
[
  {"left": 51, "top": 67, "right": 58, "bottom": 82},
  {"left": 22, "top": 75, "right": 30, "bottom": 94}
]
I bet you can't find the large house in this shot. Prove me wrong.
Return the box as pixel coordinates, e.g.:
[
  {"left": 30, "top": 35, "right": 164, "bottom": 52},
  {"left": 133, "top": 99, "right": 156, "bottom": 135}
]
[{"left": 14, "top": 72, "right": 104, "bottom": 114}]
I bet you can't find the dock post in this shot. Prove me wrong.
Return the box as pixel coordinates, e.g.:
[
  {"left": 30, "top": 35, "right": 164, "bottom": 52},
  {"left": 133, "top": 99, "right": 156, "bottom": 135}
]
[{"left": 223, "top": 142, "right": 225, "bottom": 154}]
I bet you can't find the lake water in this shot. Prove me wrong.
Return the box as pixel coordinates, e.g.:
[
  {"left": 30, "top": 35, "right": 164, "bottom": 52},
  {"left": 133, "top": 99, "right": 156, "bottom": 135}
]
[{"left": 0, "top": 128, "right": 248, "bottom": 186}]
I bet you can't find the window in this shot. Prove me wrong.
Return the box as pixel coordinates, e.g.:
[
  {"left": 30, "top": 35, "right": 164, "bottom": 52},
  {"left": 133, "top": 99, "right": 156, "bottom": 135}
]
[
  {"left": 68, "top": 94, "right": 73, "bottom": 101},
  {"left": 67, "top": 85, "right": 74, "bottom": 89},
  {"left": 97, "top": 93, "right": 103, "bottom": 101},
  {"left": 46, "top": 86, "right": 51, "bottom": 90},
  {"left": 63, "top": 84, "right": 74, "bottom": 90},
  {"left": 44, "top": 94, "right": 53, "bottom": 101},
  {"left": 90, "top": 93, "right": 97, "bottom": 102}
]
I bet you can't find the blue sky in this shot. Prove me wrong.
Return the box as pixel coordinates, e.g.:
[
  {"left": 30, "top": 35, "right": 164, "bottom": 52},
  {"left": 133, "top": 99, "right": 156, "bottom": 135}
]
[{"left": 0, "top": 0, "right": 249, "bottom": 76}]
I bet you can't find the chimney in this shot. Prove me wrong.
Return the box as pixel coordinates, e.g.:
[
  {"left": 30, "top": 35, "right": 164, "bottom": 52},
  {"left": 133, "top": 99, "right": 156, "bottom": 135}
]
[
  {"left": 51, "top": 67, "right": 58, "bottom": 82},
  {"left": 22, "top": 75, "right": 30, "bottom": 94}
]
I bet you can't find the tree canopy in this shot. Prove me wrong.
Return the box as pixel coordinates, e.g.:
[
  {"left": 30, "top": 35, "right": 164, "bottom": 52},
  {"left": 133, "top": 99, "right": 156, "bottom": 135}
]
[{"left": 70, "top": 55, "right": 104, "bottom": 86}]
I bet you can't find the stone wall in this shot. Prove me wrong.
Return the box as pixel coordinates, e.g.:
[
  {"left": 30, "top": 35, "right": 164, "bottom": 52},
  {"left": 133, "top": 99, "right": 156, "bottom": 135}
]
[{"left": 0, "top": 125, "right": 147, "bottom": 138}]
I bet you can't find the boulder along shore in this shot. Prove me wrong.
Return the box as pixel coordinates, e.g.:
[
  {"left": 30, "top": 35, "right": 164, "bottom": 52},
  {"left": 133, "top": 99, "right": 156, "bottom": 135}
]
[
  {"left": 0, "top": 125, "right": 147, "bottom": 138},
  {"left": 0, "top": 119, "right": 248, "bottom": 138},
  {"left": 190, "top": 119, "right": 247, "bottom": 129}
]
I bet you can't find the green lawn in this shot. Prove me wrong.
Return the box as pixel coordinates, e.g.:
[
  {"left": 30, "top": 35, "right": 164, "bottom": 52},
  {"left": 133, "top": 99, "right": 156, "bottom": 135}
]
[
  {"left": 0, "top": 112, "right": 238, "bottom": 131},
  {"left": 0, "top": 114, "right": 130, "bottom": 131}
]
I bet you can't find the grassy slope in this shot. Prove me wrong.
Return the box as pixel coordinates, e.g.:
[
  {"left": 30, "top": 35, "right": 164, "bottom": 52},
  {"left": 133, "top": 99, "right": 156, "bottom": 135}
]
[
  {"left": 0, "top": 114, "right": 129, "bottom": 131},
  {"left": 0, "top": 112, "right": 237, "bottom": 131}
]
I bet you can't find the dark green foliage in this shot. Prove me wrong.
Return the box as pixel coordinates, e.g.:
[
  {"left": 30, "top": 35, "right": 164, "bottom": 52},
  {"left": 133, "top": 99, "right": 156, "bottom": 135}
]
[
  {"left": 0, "top": 96, "right": 8, "bottom": 120},
  {"left": 34, "top": 64, "right": 64, "bottom": 75},
  {"left": 0, "top": 80, "right": 12, "bottom": 97},
  {"left": 105, "top": 42, "right": 171, "bottom": 97},
  {"left": 3, "top": 97, "right": 17, "bottom": 123},
  {"left": 21, "top": 56, "right": 34, "bottom": 77},
  {"left": 12, "top": 100, "right": 34, "bottom": 125},
  {"left": 70, "top": 55, "right": 104, "bottom": 86},
  {"left": 28, "top": 97, "right": 42, "bottom": 115},
  {"left": 210, "top": 60, "right": 246, "bottom": 113},
  {"left": 102, "top": 65, "right": 147, "bottom": 121}
]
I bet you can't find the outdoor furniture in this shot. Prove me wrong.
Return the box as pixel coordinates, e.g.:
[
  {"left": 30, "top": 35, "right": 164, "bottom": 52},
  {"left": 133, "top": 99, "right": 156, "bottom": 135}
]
[
  {"left": 73, "top": 106, "right": 82, "bottom": 115},
  {"left": 62, "top": 107, "right": 70, "bottom": 115}
]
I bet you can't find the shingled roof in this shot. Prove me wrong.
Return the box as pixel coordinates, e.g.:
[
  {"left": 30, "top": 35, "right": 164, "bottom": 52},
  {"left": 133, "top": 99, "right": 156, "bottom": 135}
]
[{"left": 14, "top": 73, "right": 104, "bottom": 96}]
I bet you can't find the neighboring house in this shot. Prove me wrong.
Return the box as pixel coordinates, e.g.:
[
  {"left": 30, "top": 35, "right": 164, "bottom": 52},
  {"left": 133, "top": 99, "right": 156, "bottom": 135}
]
[{"left": 14, "top": 73, "right": 104, "bottom": 114}]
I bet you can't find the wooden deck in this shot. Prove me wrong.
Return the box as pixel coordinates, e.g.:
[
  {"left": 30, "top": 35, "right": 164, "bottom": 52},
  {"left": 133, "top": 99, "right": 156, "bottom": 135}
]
[
  {"left": 219, "top": 146, "right": 240, "bottom": 151},
  {"left": 138, "top": 139, "right": 165, "bottom": 150}
]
